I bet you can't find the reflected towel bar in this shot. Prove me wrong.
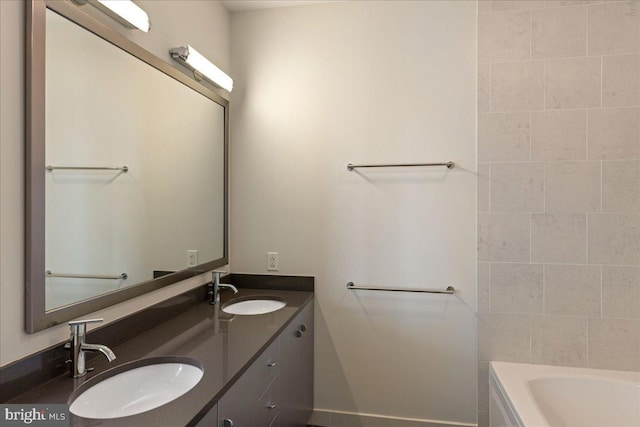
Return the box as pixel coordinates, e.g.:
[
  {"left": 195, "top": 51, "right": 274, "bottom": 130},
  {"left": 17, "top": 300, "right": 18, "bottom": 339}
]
[
  {"left": 46, "top": 271, "right": 128, "bottom": 280},
  {"left": 46, "top": 165, "right": 129, "bottom": 173},
  {"left": 347, "top": 162, "right": 454, "bottom": 171},
  {"left": 347, "top": 282, "right": 454, "bottom": 294}
]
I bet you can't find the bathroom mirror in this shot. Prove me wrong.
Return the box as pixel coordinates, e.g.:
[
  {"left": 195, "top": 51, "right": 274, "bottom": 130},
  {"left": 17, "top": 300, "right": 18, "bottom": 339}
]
[{"left": 26, "top": 0, "right": 228, "bottom": 333}]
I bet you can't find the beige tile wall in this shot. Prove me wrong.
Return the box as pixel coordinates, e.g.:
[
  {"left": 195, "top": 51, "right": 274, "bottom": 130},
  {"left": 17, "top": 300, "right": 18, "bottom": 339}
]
[{"left": 477, "top": 1, "right": 640, "bottom": 425}]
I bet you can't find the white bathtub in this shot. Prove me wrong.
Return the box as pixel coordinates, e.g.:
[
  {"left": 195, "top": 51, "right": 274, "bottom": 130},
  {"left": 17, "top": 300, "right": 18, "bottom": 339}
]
[{"left": 489, "top": 361, "right": 640, "bottom": 427}]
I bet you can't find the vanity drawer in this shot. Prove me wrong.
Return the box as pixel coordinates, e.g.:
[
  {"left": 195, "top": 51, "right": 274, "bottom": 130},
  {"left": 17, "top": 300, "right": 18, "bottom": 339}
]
[
  {"left": 255, "top": 337, "right": 280, "bottom": 396},
  {"left": 257, "top": 374, "right": 280, "bottom": 427}
]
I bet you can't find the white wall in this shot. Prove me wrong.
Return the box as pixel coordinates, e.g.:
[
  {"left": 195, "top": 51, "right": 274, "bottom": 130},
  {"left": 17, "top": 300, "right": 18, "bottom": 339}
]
[
  {"left": 0, "top": 0, "right": 230, "bottom": 366},
  {"left": 230, "top": 2, "right": 478, "bottom": 424}
]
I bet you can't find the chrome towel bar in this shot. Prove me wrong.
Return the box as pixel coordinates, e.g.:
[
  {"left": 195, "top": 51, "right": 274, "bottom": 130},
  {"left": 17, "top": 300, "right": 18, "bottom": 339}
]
[
  {"left": 347, "top": 282, "right": 454, "bottom": 294},
  {"left": 347, "top": 161, "right": 454, "bottom": 171},
  {"left": 46, "top": 271, "right": 128, "bottom": 280},
  {"left": 46, "top": 165, "right": 129, "bottom": 173}
]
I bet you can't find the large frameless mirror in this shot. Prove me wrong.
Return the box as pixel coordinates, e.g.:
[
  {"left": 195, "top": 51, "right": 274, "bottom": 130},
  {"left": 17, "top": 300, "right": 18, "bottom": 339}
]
[{"left": 26, "top": 0, "right": 228, "bottom": 333}]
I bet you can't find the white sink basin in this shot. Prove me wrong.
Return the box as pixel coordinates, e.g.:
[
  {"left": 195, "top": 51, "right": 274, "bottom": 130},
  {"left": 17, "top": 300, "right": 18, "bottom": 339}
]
[
  {"left": 69, "top": 357, "right": 203, "bottom": 419},
  {"left": 222, "top": 297, "right": 286, "bottom": 315}
]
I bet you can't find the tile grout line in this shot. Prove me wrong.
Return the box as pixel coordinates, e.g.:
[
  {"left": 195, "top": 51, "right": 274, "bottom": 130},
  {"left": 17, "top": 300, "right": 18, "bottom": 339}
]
[
  {"left": 586, "top": 213, "right": 590, "bottom": 266},
  {"left": 489, "top": 61, "right": 493, "bottom": 113},
  {"left": 488, "top": 161, "right": 492, "bottom": 218},
  {"left": 529, "top": 212, "right": 532, "bottom": 264},
  {"left": 479, "top": 260, "right": 640, "bottom": 268},
  {"left": 542, "top": 263, "right": 546, "bottom": 316},
  {"left": 600, "top": 160, "right": 603, "bottom": 212},
  {"left": 586, "top": 312, "right": 590, "bottom": 368},
  {"left": 529, "top": 8, "right": 533, "bottom": 63},
  {"left": 586, "top": 2, "right": 590, "bottom": 60},
  {"left": 529, "top": 111, "right": 532, "bottom": 161},
  {"left": 600, "top": 55, "right": 603, "bottom": 108},
  {"left": 488, "top": 261, "right": 492, "bottom": 316},
  {"left": 485, "top": 105, "right": 638, "bottom": 114},
  {"left": 600, "top": 265, "right": 603, "bottom": 319}
]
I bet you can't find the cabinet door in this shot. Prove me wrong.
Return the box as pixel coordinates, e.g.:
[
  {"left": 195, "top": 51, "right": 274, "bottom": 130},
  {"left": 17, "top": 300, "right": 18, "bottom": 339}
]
[{"left": 279, "top": 302, "right": 314, "bottom": 427}]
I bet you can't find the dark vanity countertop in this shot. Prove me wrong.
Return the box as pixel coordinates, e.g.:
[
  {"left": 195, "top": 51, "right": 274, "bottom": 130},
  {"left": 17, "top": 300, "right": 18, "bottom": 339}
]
[{"left": 9, "top": 288, "right": 314, "bottom": 426}]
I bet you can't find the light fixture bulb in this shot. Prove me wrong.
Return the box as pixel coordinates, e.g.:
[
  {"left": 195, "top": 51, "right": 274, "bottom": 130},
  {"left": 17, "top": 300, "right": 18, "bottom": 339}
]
[
  {"left": 96, "top": 0, "right": 150, "bottom": 32},
  {"left": 170, "top": 45, "right": 234, "bottom": 92}
]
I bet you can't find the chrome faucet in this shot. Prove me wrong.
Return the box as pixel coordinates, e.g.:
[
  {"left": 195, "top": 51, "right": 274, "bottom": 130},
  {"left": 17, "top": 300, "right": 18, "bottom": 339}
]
[
  {"left": 65, "top": 318, "right": 116, "bottom": 378},
  {"left": 209, "top": 270, "right": 238, "bottom": 304}
]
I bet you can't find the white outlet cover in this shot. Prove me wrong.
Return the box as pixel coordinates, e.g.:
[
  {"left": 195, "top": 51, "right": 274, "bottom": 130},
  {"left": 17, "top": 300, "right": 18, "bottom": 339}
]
[{"left": 267, "top": 252, "right": 278, "bottom": 271}]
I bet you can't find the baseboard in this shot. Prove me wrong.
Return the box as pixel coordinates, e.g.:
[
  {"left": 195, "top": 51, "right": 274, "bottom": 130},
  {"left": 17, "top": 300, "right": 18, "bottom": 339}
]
[{"left": 308, "top": 409, "right": 478, "bottom": 427}]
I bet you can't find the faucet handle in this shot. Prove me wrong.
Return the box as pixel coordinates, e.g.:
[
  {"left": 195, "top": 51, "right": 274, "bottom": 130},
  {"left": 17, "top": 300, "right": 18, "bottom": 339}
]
[
  {"left": 68, "top": 318, "right": 104, "bottom": 326},
  {"left": 68, "top": 318, "right": 103, "bottom": 335}
]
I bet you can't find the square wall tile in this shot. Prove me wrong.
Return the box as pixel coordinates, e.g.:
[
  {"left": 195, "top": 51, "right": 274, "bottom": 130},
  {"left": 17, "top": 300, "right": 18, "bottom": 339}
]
[
  {"left": 491, "top": 263, "right": 543, "bottom": 314},
  {"left": 492, "top": 0, "right": 545, "bottom": 11},
  {"left": 492, "top": 61, "right": 545, "bottom": 112},
  {"left": 479, "top": 11, "right": 532, "bottom": 62},
  {"left": 479, "top": 0, "right": 491, "bottom": 14},
  {"left": 602, "top": 160, "right": 640, "bottom": 212},
  {"left": 478, "top": 213, "right": 531, "bottom": 262},
  {"left": 531, "top": 214, "right": 587, "bottom": 263},
  {"left": 478, "top": 313, "right": 531, "bottom": 362},
  {"left": 602, "top": 266, "right": 640, "bottom": 319},
  {"left": 531, "top": 315, "right": 588, "bottom": 367},
  {"left": 545, "top": 161, "right": 601, "bottom": 212},
  {"left": 588, "top": 213, "right": 640, "bottom": 265},
  {"left": 491, "top": 163, "right": 544, "bottom": 212},
  {"left": 545, "top": 57, "right": 601, "bottom": 109},
  {"left": 532, "top": 5, "right": 587, "bottom": 59},
  {"left": 544, "top": 264, "right": 601, "bottom": 316},
  {"left": 531, "top": 110, "right": 587, "bottom": 160},
  {"left": 588, "top": 108, "right": 640, "bottom": 160},
  {"left": 479, "top": 63, "right": 491, "bottom": 113},
  {"left": 603, "top": 54, "right": 640, "bottom": 107},
  {"left": 588, "top": 317, "right": 640, "bottom": 371},
  {"left": 478, "top": 112, "right": 531, "bottom": 162},
  {"left": 588, "top": 2, "right": 640, "bottom": 55}
]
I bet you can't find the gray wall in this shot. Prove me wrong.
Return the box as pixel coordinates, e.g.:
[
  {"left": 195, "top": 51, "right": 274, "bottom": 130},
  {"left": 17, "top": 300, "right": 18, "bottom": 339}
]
[{"left": 476, "top": 1, "right": 640, "bottom": 425}]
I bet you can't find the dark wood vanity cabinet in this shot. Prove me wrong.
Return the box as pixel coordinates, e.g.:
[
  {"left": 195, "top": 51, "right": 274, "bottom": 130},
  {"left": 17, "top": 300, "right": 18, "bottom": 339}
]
[{"left": 211, "top": 302, "right": 314, "bottom": 427}]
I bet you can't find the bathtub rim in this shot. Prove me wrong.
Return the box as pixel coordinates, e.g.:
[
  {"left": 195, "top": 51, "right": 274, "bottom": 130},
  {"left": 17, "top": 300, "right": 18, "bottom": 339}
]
[{"left": 489, "top": 361, "right": 640, "bottom": 427}]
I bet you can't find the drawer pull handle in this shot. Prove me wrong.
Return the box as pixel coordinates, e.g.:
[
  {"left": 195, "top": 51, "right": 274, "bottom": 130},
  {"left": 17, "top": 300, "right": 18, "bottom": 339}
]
[
  {"left": 268, "top": 361, "right": 278, "bottom": 367},
  {"left": 299, "top": 324, "right": 307, "bottom": 332},
  {"left": 223, "top": 418, "right": 234, "bottom": 427},
  {"left": 294, "top": 330, "right": 302, "bottom": 338},
  {"left": 266, "top": 403, "right": 277, "bottom": 410}
]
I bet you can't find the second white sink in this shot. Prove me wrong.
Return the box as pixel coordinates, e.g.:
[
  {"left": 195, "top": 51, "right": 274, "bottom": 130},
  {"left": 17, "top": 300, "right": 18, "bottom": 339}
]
[
  {"left": 69, "top": 357, "right": 203, "bottom": 419},
  {"left": 222, "top": 297, "right": 286, "bottom": 315}
]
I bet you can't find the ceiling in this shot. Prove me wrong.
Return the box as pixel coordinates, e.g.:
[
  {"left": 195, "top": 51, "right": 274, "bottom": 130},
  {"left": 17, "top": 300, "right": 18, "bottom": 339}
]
[{"left": 221, "top": 0, "right": 332, "bottom": 13}]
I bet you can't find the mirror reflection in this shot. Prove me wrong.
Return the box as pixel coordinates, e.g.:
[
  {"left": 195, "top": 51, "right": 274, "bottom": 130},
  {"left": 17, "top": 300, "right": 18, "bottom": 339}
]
[{"left": 33, "top": 7, "right": 226, "bottom": 316}]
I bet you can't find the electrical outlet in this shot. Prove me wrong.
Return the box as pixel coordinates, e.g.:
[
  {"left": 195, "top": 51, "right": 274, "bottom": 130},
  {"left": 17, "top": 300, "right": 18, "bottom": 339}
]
[
  {"left": 267, "top": 252, "right": 279, "bottom": 271},
  {"left": 187, "top": 250, "right": 198, "bottom": 267}
]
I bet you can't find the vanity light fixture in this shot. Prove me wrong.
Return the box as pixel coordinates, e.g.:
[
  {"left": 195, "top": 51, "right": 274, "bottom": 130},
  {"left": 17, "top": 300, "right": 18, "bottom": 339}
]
[
  {"left": 72, "top": 0, "right": 151, "bottom": 33},
  {"left": 169, "top": 46, "right": 234, "bottom": 92}
]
